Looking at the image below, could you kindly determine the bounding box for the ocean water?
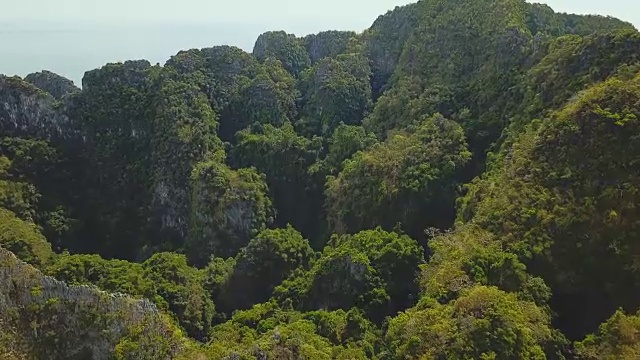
[0,20,334,87]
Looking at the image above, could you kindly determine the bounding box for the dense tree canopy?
[217,225,313,313]
[187,161,272,265]
[327,114,471,239]
[253,31,311,77]
[460,72,640,339]
[273,228,424,324]
[232,123,323,242]
[386,286,557,359]
[297,53,372,137]
[0,208,54,267]
[575,310,640,359]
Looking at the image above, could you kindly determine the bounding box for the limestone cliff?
[0,76,70,140]
[304,30,356,63]
[24,70,80,100]
[0,247,183,360]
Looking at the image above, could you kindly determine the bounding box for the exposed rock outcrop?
[0,247,182,360]
[304,30,356,63]
[186,161,272,266]
[362,3,420,97]
[0,76,70,139]
[24,70,79,100]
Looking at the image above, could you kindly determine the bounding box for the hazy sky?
[2,1,418,35]
[0,0,638,86]
[2,0,637,26]
[2,0,638,24]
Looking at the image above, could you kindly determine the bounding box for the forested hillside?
[2,0,640,358]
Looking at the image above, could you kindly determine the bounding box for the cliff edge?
[0,247,183,360]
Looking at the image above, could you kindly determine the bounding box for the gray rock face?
[304,30,356,63]
[24,70,79,99]
[182,159,273,266]
[0,75,71,139]
[364,3,420,97]
[0,247,178,360]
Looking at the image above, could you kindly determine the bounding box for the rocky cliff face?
[0,247,182,360]
[24,70,80,100]
[0,76,71,140]
[304,30,356,63]
[362,3,420,97]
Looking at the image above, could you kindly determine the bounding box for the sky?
[0,0,638,86]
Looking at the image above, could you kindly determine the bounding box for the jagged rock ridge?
[0,247,181,360]
[24,70,79,100]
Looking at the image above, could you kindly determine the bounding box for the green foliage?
[302,308,380,354]
[0,75,47,97]
[330,228,425,313]
[218,225,313,313]
[46,253,150,296]
[187,161,272,265]
[460,73,640,338]
[0,247,181,360]
[275,228,423,323]
[507,29,640,135]
[47,251,213,341]
[149,74,224,252]
[164,45,298,144]
[525,3,635,37]
[232,123,323,242]
[0,137,61,182]
[206,319,362,359]
[421,225,552,307]
[365,0,533,160]
[311,124,378,176]
[114,314,182,360]
[0,76,62,140]
[0,137,75,247]
[253,31,311,76]
[0,208,54,267]
[252,320,342,359]
[363,80,457,139]
[0,316,29,360]
[221,58,298,141]
[327,114,471,239]
[165,45,259,112]
[575,309,640,359]
[275,244,388,323]
[0,156,39,221]
[297,53,372,137]
[186,302,378,359]
[386,286,554,360]
[203,256,236,306]
[142,252,215,340]
[64,60,158,258]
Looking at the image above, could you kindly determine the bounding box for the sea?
[0,20,335,87]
